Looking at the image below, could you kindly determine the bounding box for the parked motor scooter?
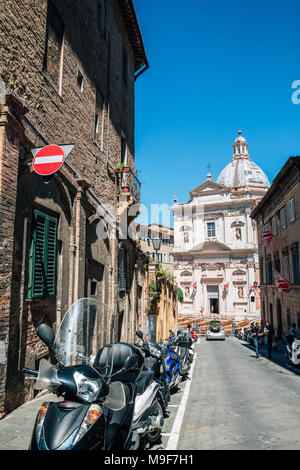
[23,298,157,450]
[286,333,300,366]
[135,330,170,411]
[164,333,181,391]
[175,330,194,377]
[191,329,198,342]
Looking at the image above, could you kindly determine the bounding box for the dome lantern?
[232,129,249,160]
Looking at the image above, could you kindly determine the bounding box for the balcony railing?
[117,167,141,203]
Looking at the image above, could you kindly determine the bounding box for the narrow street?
[157,337,300,450]
[1,337,300,450]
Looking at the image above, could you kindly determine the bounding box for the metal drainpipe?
[68,225,75,307]
[74,186,83,302]
[0,102,7,195]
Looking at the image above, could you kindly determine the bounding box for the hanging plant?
[177,287,184,303]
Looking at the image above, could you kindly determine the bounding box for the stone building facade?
[171,131,270,321]
[251,157,300,340]
[137,223,174,273]
[0,0,148,417]
[146,264,178,343]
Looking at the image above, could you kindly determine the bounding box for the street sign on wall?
[31,144,74,176]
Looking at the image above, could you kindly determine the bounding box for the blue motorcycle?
[164,333,181,391]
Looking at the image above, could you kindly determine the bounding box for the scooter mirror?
[36,324,55,353]
[136,330,144,340]
[124,355,139,371]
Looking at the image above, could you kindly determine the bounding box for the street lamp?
[151,234,161,292]
[152,236,161,252]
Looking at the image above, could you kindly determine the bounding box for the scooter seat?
[136,370,154,395]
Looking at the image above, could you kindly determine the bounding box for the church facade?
[171,131,270,321]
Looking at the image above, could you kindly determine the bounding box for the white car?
[206,321,225,341]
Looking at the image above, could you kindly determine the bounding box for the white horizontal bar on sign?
[35,155,64,164]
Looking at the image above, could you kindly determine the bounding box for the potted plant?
[116,163,130,192]
[115,163,125,172]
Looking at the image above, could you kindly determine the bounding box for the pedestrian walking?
[251,322,264,358]
[289,323,297,337]
[263,323,268,346]
[265,321,275,358]
[286,323,297,349]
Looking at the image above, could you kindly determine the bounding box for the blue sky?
[133,0,300,226]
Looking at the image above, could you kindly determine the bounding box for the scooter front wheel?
[179,362,190,376]
[146,400,164,445]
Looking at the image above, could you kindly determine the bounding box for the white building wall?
[173,195,262,321]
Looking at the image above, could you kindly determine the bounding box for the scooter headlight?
[73,371,102,403]
[72,404,102,447]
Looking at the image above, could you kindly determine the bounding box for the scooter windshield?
[53,298,110,367]
[34,358,61,392]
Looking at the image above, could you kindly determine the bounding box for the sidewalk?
[0,392,59,450]
[242,338,300,375]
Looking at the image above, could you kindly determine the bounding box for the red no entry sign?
[31,144,74,178]
[32,144,65,176]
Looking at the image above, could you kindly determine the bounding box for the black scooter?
[135,330,170,412]
[175,330,193,377]
[23,298,145,450]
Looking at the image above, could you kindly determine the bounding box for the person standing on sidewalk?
[263,323,268,346]
[251,322,264,358]
[289,323,297,337]
[265,321,275,359]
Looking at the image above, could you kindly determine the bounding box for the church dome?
[217,130,270,189]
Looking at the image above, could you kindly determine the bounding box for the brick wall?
[0,0,147,417]
[0,0,136,205]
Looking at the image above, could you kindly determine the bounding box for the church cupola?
[217,130,270,188]
[232,129,250,160]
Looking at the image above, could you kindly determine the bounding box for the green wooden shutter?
[28,210,58,299]
[45,216,57,296]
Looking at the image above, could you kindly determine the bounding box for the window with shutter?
[43,0,65,95]
[28,210,58,299]
[292,246,300,284]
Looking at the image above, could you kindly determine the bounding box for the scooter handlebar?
[22,367,38,377]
